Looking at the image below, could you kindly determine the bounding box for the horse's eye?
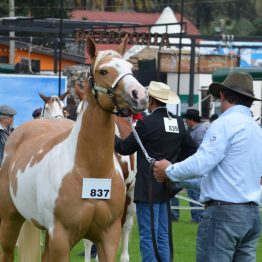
[99,69,107,76]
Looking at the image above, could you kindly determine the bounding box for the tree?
[15,0,67,18]
[0,0,9,17]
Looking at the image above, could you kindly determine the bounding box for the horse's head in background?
[84,35,148,117]
[39,91,69,119]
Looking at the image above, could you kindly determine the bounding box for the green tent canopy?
[212,67,262,83]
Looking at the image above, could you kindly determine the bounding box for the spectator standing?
[64,96,77,121]
[153,72,262,262]
[209,113,218,123]
[32,107,42,119]
[0,105,16,166]
[182,108,207,223]
[115,81,196,262]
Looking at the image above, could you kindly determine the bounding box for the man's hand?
[153,159,171,183]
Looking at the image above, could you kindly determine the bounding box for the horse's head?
[85,35,148,116]
[39,91,69,119]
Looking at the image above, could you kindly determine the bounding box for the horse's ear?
[86,35,97,60]
[39,93,48,103]
[75,83,84,101]
[60,90,69,101]
[116,34,129,56]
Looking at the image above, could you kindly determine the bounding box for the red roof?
[71,10,200,64]
[71,10,159,25]
[71,10,199,35]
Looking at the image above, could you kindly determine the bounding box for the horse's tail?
[17,221,41,262]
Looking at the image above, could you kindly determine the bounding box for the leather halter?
[87,68,134,117]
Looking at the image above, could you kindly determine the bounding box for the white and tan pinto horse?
[83,116,137,262]
[75,83,137,262]
[0,35,148,262]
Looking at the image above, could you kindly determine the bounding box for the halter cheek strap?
[93,72,134,97]
[88,70,134,116]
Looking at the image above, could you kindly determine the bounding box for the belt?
[204,200,258,208]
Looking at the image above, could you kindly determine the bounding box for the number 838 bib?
[163,117,180,133]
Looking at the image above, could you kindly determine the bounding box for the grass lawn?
[69,196,262,261]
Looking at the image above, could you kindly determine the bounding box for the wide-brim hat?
[148,81,180,105]
[182,108,201,121]
[209,71,261,101]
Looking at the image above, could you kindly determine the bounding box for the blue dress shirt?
[166,105,262,204]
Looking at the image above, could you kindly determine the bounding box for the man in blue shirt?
[153,72,262,262]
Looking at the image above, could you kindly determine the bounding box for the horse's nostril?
[132,89,138,100]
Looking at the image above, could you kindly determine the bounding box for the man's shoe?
[91,245,97,258]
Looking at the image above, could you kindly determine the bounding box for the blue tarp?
[0,74,67,127]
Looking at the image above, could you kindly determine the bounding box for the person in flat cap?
[32,107,42,119]
[209,113,218,123]
[114,81,197,261]
[0,104,17,166]
[181,108,208,223]
[153,72,262,261]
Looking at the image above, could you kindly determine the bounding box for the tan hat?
[209,72,261,101]
[148,81,180,105]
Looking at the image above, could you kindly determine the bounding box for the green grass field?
[68,197,262,262]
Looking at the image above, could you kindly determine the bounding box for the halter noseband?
[88,68,134,117]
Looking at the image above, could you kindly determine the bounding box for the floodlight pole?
[9,0,15,64]
[176,0,184,113]
[58,0,63,96]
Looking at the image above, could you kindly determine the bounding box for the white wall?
[252,81,262,122]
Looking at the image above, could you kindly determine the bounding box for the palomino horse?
[0,35,148,262]
[75,83,137,262]
[39,91,69,119]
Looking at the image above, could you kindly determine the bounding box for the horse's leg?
[17,221,41,262]
[96,220,122,262]
[0,218,24,262]
[47,223,70,262]
[120,212,134,262]
[42,231,49,262]
[83,239,93,262]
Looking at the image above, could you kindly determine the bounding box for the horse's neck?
[74,101,115,175]
[115,116,132,139]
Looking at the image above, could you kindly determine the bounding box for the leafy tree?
[15,0,67,18]
[0,1,9,17]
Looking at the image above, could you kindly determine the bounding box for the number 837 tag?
[82,178,111,200]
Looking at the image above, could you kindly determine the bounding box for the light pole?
[9,0,15,64]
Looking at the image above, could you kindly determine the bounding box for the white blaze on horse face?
[9,120,83,235]
[42,96,65,119]
[96,53,148,112]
